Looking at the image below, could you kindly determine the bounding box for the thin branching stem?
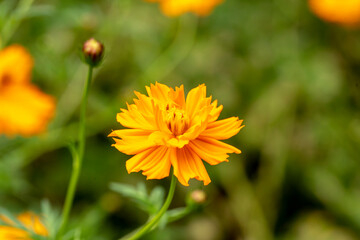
[125,174,177,240]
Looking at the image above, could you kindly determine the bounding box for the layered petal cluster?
[0,45,55,136]
[308,0,360,25]
[0,212,48,240]
[145,0,223,17]
[109,83,244,186]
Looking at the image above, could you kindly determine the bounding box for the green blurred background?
[1,0,360,239]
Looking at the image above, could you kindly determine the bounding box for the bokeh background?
[1,0,360,239]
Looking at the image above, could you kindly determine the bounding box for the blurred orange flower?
[0,212,48,239]
[109,83,244,186]
[145,0,223,17]
[0,45,55,136]
[308,0,360,25]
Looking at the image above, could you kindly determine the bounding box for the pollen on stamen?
[165,107,189,136]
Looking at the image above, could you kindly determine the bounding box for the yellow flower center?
[165,105,189,136]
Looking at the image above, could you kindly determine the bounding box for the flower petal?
[154,103,172,134]
[170,146,211,186]
[146,82,171,104]
[184,146,211,185]
[112,135,155,155]
[108,129,153,138]
[189,137,241,165]
[116,104,157,131]
[158,0,223,17]
[169,85,186,108]
[0,45,33,85]
[0,84,55,136]
[133,91,155,116]
[126,146,171,180]
[17,212,48,236]
[0,226,28,239]
[166,137,189,148]
[208,99,223,123]
[200,117,244,140]
[182,104,212,141]
[142,147,172,179]
[185,84,208,120]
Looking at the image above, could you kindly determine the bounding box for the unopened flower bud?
[82,38,104,67]
[189,190,206,204]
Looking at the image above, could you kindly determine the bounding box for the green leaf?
[41,199,61,240]
[149,186,165,212]
[110,182,165,215]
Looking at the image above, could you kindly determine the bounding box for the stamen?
[165,105,189,136]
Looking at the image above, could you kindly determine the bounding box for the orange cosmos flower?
[0,45,55,136]
[308,0,360,25]
[109,83,244,186]
[0,212,48,239]
[145,0,223,17]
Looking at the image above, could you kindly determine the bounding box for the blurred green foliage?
[1,0,360,239]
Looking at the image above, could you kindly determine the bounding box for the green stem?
[57,66,93,238]
[126,174,177,240]
[78,66,93,160]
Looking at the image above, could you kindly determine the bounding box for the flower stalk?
[57,38,103,238]
[126,174,177,240]
[57,65,93,238]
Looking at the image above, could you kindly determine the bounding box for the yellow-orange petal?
[200,117,244,140]
[0,226,29,239]
[179,104,212,141]
[170,146,211,186]
[17,212,48,236]
[126,146,171,179]
[158,0,223,17]
[146,82,172,104]
[109,129,153,138]
[0,212,48,239]
[208,100,223,123]
[116,106,157,131]
[309,0,360,25]
[0,45,33,86]
[189,137,240,165]
[169,85,186,109]
[0,84,55,136]
[133,91,155,116]
[199,136,241,154]
[185,84,207,120]
[142,147,172,179]
[110,129,160,154]
[153,104,173,134]
[112,137,155,155]
[166,137,189,148]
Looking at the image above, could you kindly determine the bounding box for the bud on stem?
[82,38,104,67]
[189,190,206,205]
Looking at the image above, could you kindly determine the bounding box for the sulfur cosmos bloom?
[0,45,55,137]
[308,0,360,25]
[0,212,48,239]
[109,83,244,186]
[145,0,223,17]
